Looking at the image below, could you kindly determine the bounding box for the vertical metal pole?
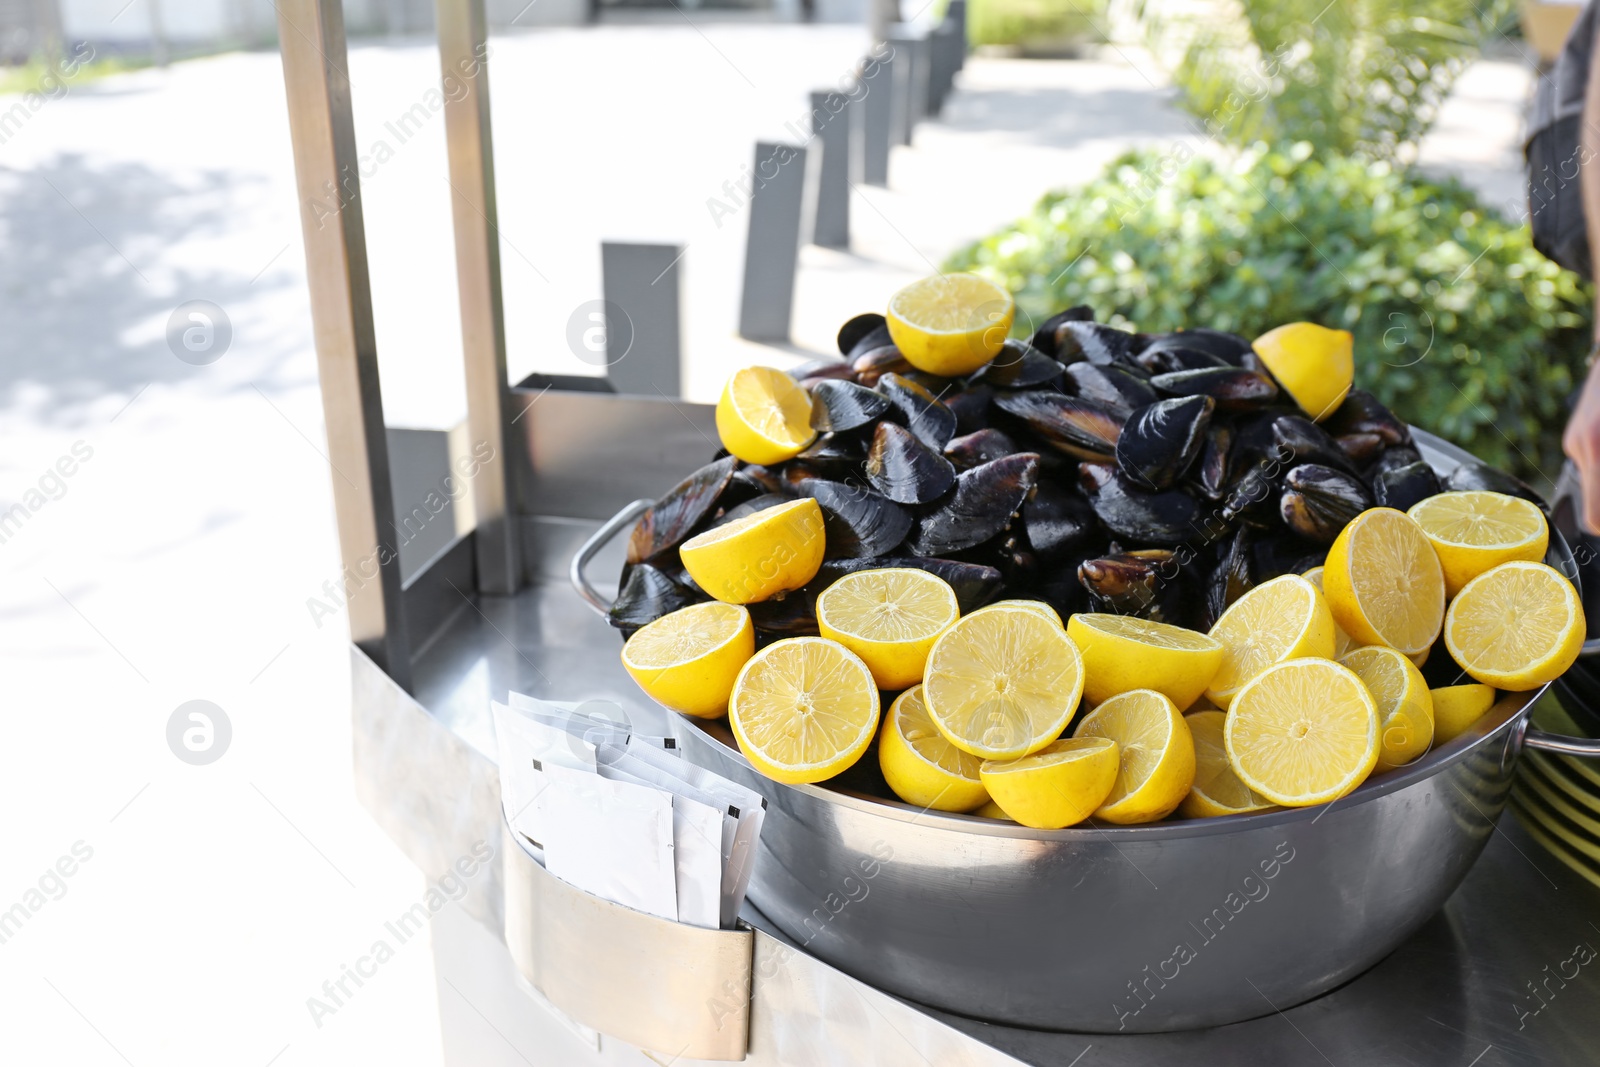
[888,28,916,147]
[601,242,683,398]
[737,142,808,342]
[275,0,412,689]
[435,0,523,596]
[810,90,850,249]
[859,51,892,187]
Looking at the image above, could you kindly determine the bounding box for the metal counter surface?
[398,517,1600,1067]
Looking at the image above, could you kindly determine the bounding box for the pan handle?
[1524,729,1600,757]
[570,498,654,618]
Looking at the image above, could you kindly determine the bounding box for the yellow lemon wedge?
[979,737,1120,829]
[1072,689,1196,824]
[1251,321,1354,421]
[1443,561,1585,691]
[621,602,755,718]
[1225,658,1381,807]
[878,686,989,812]
[1431,683,1498,743]
[1407,490,1551,597]
[1067,613,1224,709]
[1205,574,1335,709]
[1339,645,1434,771]
[817,568,960,689]
[679,497,825,605]
[968,599,1063,627]
[1302,565,1357,658]
[1179,710,1275,818]
[922,606,1085,760]
[971,798,1014,821]
[715,366,817,465]
[1322,507,1445,657]
[728,637,880,785]
[886,273,1015,376]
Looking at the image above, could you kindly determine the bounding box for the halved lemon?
[1302,566,1357,658]
[1442,561,1585,691]
[971,798,1013,821]
[1179,710,1274,818]
[878,686,988,812]
[968,599,1062,627]
[1407,490,1550,597]
[1205,574,1335,709]
[922,606,1085,760]
[817,568,960,689]
[1068,613,1224,709]
[886,273,1014,376]
[979,737,1120,829]
[1432,683,1498,743]
[1251,321,1353,422]
[715,366,817,465]
[1322,508,1445,657]
[1225,659,1380,807]
[621,602,755,718]
[1339,645,1434,771]
[728,637,880,785]
[1072,689,1196,824]
[679,497,825,605]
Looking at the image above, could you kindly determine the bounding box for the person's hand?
[1564,356,1600,533]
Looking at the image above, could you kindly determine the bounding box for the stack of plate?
[1510,660,1600,891]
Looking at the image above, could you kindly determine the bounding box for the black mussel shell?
[1030,306,1095,356]
[749,591,820,637]
[795,435,864,477]
[994,390,1124,460]
[1371,461,1442,513]
[1022,481,1098,562]
[610,563,702,631]
[729,464,790,499]
[866,421,957,504]
[852,345,912,387]
[1055,320,1141,366]
[1151,367,1279,411]
[1446,461,1545,506]
[945,385,993,434]
[1064,362,1158,414]
[898,370,960,395]
[1325,389,1411,446]
[797,478,912,559]
[1221,457,1281,528]
[1367,446,1424,478]
[1141,328,1254,366]
[817,556,1004,614]
[1206,528,1255,627]
[1079,462,1204,545]
[706,492,789,531]
[1115,396,1215,492]
[809,378,890,433]
[908,453,1040,557]
[1279,464,1372,543]
[626,455,738,564]
[1193,423,1233,501]
[1251,533,1321,583]
[879,372,958,450]
[1335,432,1386,466]
[838,312,889,358]
[1078,549,1191,624]
[945,428,1019,471]
[1272,415,1357,474]
[973,339,1065,390]
[788,356,853,382]
[1135,346,1228,376]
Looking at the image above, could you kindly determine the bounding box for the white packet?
[597,750,725,929]
[539,763,677,922]
[508,693,674,751]
[492,701,597,849]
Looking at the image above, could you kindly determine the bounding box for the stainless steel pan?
[572,429,1600,1034]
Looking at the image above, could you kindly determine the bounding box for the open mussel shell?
[787,356,853,383]
[838,312,889,358]
[1279,464,1372,543]
[1079,462,1204,546]
[1022,480,1098,562]
[626,455,738,564]
[945,428,1019,471]
[1446,461,1545,506]
[1115,396,1215,492]
[610,563,703,631]
[878,372,958,450]
[1055,320,1142,366]
[1029,305,1095,356]
[993,389,1124,460]
[907,453,1041,557]
[797,478,913,559]
[1141,328,1254,366]
[972,339,1065,390]
[1151,367,1279,411]
[1134,345,1228,376]
[1325,389,1411,446]
[1369,461,1440,512]
[809,379,890,433]
[1064,362,1158,414]
[866,421,957,504]
[817,556,1004,614]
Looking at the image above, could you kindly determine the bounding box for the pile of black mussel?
[612,306,1542,640]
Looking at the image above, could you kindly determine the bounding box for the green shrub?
[968,0,1107,48]
[945,143,1591,483]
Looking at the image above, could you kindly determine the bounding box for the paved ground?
[0,25,1533,1067]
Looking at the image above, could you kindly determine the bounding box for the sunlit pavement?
[0,25,1529,1066]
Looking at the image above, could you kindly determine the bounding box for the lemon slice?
[728,637,880,785]
[923,606,1085,760]
[1179,710,1275,818]
[1407,491,1550,597]
[968,599,1063,627]
[1205,574,1335,709]
[679,497,825,605]
[1432,683,1498,743]
[1251,321,1353,422]
[817,568,960,689]
[1225,659,1380,807]
[1339,645,1434,771]
[1322,507,1445,657]
[971,798,1013,821]
[979,737,1120,829]
[1071,689,1195,824]
[1443,561,1585,691]
[886,273,1015,376]
[622,602,755,718]
[1302,566,1357,658]
[715,366,817,465]
[878,686,988,812]
[1067,613,1224,709]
